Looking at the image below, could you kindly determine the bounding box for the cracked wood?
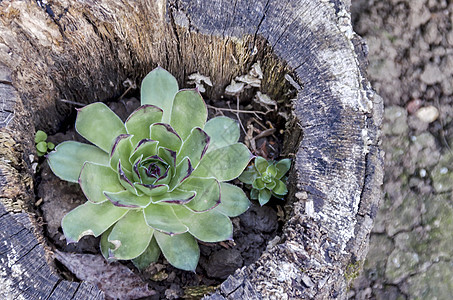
[0,0,382,299]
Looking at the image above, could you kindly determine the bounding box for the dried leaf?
[187,72,213,93]
[236,74,261,87]
[54,250,156,300]
[254,92,277,107]
[225,80,245,95]
[250,62,263,79]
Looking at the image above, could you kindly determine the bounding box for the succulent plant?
[47,67,252,271]
[238,156,291,206]
[35,130,55,157]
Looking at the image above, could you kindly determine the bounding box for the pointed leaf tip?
[177,127,210,168]
[141,67,179,122]
[169,89,207,140]
[125,105,163,145]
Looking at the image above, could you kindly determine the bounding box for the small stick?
[253,128,276,140]
[252,117,279,140]
[206,105,265,115]
[59,99,86,107]
[118,85,133,101]
[252,117,267,130]
[236,95,247,135]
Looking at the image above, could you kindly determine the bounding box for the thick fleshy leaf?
[276,158,291,179]
[117,160,141,195]
[62,201,128,243]
[261,174,273,183]
[150,189,195,204]
[265,164,278,177]
[108,210,154,260]
[132,237,161,270]
[255,156,269,174]
[136,156,168,185]
[141,67,179,123]
[104,190,151,208]
[131,155,146,183]
[154,231,199,272]
[250,188,259,200]
[75,102,126,152]
[110,134,133,171]
[47,141,109,183]
[125,105,163,145]
[153,166,172,186]
[135,183,169,196]
[36,141,47,152]
[170,157,193,190]
[191,143,252,181]
[238,169,257,185]
[143,204,187,234]
[265,180,277,190]
[150,123,182,152]
[79,162,125,203]
[173,206,233,242]
[100,226,114,260]
[35,130,48,143]
[169,89,207,140]
[158,147,177,171]
[252,178,265,190]
[177,127,210,167]
[258,189,272,206]
[215,183,251,217]
[130,140,159,165]
[203,116,240,153]
[273,179,288,195]
[179,178,220,212]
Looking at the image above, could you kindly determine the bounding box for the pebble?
[415,105,439,123]
[419,169,427,177]
[420,64,442,85]
[406,99,422,114]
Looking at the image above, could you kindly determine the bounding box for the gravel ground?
[350,1,453,299]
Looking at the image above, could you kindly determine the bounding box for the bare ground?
[350,1,453,299]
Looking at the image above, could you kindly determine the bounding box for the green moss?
[183,285,219,299]
[345,261,362,287]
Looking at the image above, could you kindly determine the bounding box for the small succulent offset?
[47,67,252,271]
[238,157,291,206]
[35,130,55,157]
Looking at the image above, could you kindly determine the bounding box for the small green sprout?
[239,156,291,206]
[47,67,252,271]
[35,130,55,157]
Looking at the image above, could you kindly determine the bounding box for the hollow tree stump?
[0,0,383,299]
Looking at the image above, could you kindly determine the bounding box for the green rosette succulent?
[47,67,252,271]
[239,156,291,206]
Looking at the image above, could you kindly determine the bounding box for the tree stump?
[0,0,383,299]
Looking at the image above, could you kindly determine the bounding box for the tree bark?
[0,0,383,299]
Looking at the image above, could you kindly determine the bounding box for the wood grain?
[0,0,382,299]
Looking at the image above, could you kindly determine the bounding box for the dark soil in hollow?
[34,86,293,299]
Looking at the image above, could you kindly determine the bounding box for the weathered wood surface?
[0,0,383,299]
[0,201,104,299]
